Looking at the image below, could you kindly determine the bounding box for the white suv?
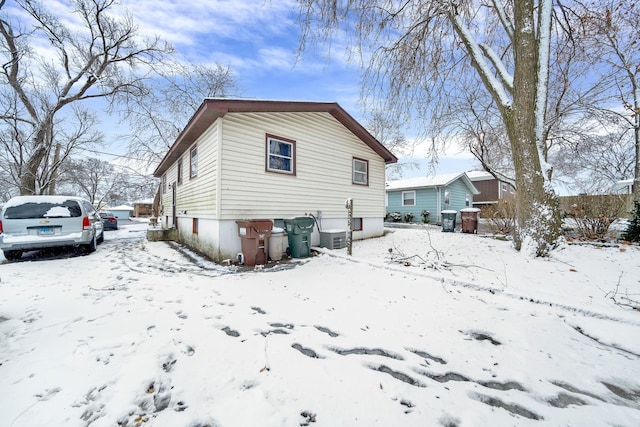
[0,195,104,260]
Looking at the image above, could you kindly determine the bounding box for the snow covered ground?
[1,219,639,426]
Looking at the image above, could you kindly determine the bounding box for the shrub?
[387,212,402,222]
[421,209,430,224]
[565,195,626,240]
[622,201,640,242]
[481,199,515,235]
[404,212,414,223]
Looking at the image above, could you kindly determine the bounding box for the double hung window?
[353,158,368,185]
[266,135,295,174]
[402,191,416,206]
[190,146,198,178]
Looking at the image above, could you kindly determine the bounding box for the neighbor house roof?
[153,98,398,176]
[386,172,480,194]
[133,198,154,205]
[465,170,494,181]
[109,205,134,211]
[466,170,516,187]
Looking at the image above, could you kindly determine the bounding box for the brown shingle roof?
[153,98,398,176]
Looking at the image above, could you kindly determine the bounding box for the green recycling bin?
[441,210,457,232]
[284,217,315,258]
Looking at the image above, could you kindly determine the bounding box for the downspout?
[436,187,442,223]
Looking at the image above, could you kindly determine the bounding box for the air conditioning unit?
[320,230,346,249]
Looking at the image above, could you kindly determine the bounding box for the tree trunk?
[18,118,53,195]
[47,143,62,195]
[19,146,46,195]
[508,0,561,255]
[634,101,640,204]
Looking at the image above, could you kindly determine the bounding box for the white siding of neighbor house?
[218,112,386,220]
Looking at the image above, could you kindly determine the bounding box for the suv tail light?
[82,216,91,230]
[0,220,3,233]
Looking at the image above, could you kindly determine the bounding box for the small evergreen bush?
[421,210,430,224]
[388,212,402,222]
[622,201,640,242]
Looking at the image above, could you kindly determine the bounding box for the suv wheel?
[3,250,23,260]
[85,234,97,253]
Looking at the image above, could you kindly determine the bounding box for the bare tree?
[0,100,103,197]
[0,0,172,195]
[123,62,240,171]
[298,0,566,255]
[579,1,640,202]
[558,114,636,194]
[365,109,418,179]
[59,158,156,208]
[59,157,122,207]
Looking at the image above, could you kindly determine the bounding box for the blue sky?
[114,0,478,177]
[122,0,360,106]
[13,0,477,177]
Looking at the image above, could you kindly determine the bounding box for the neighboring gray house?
[466,170,516,207]
[153,98,398,262]
[386,173,479,223]
[108,205,134,220]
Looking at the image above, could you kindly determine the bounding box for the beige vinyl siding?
[160,165,176,216]
[219,112,386,219]
[162,122,219,219]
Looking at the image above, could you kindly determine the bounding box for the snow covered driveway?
[1,221,639,426]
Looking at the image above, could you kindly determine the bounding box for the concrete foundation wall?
[151,216,384,263]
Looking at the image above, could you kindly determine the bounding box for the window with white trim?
[352,158,368,185]
[402,191,416,206]
[266,135,295,174]
[190,146,198,178]
[177,157,183,185]
[161,175,167,194]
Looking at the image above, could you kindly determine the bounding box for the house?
[386,173,479,224]
[133,199,154,217]
[612,178,634,194]
[152,98,398,262]
[466,170,515,207]
[108,205,135,220]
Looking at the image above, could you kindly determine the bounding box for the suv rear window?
[4,200,82,219]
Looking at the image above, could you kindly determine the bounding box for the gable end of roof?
[153,99,398,176]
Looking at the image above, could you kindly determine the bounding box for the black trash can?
[441,210,457,232]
